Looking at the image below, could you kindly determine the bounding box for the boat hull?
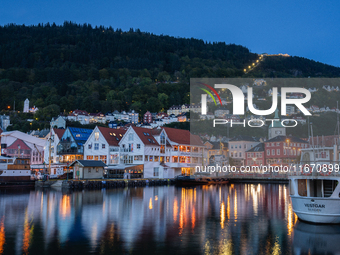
[291,196,340,224]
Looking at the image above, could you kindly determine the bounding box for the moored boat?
[289,145,340,224]
[0,157,34,186]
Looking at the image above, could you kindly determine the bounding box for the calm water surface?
[0,184,339,255]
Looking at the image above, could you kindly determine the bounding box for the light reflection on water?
[0,183,336,254]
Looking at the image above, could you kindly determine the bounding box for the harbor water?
[0,184,339,254]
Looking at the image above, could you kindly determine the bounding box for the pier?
[35,178,176,189]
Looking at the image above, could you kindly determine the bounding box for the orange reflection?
[227,195,230,220]
[149,198,153,210]
[234,190,237,222]
[191,207,196,230]
[0,217,4,254]
[60,195,71,219]
[287,203,293,237]
[22,210,33,255]
[179,189,185,235]
[173,198,178,223]
[220,201,225,229]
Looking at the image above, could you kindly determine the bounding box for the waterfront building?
[204,141,228,165]
[84,126,126,168]
[44,128,65,164]
[119,126,165,178]
[0,130,45,166]
[56,127,92,163]
[70,160,106,179]
[245,143,265,166]
[264,136,308,165]
[160,127,204,176]
[228,135,260,166]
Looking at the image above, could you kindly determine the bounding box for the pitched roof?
[230,135,260,142]
[131,126,159,146]
[1,130,45,147]
[70,160,107,167]
[247,143,265,152]
[210,142,228,150]
[162,127,203,146]
[98,126,126,146]
[265,135,308,143]
[53,128,65,139]
[68,127,93,143]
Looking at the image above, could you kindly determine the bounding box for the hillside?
[0,22,340,117]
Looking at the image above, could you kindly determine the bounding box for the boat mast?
[48,125,52,175]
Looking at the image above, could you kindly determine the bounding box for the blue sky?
[1,0,339,67]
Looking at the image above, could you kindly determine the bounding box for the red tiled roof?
[162,127,203,146]
[53,128,65,139]
[98,126,126,146]
[132,126,159,146]
[73,110,89,115]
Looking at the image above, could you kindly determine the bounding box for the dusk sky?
[1,0,339,67]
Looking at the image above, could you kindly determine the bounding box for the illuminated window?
[95,132,99,140]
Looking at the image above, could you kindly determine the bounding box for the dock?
[35,178,176,189]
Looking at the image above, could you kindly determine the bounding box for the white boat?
[0,156,33,182]
[289,144,340,223]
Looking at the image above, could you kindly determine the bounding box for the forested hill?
[0,22,340,116]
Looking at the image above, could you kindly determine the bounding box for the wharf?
[36,178,176,189]
[0,181,35,188]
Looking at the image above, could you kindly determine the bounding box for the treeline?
[1,22,340,119]
[0,22,257,115]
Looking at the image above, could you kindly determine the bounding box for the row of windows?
[88,143,106,150]
[230,152,242,158]
[230,144,253,149]
[86,155,107,164]
[266,142,307,148]
[266,149,301,156]
[247,160,263,165]
[247,152,263,158]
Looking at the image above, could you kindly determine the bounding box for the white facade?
[228,138,260,165]
[84,126,122,166]
[44,129,62,164]
[119,127,170,178]
[50,116,66,129]
[1,130,45,165]
[23,98,29,113]
[128,110,139,124]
